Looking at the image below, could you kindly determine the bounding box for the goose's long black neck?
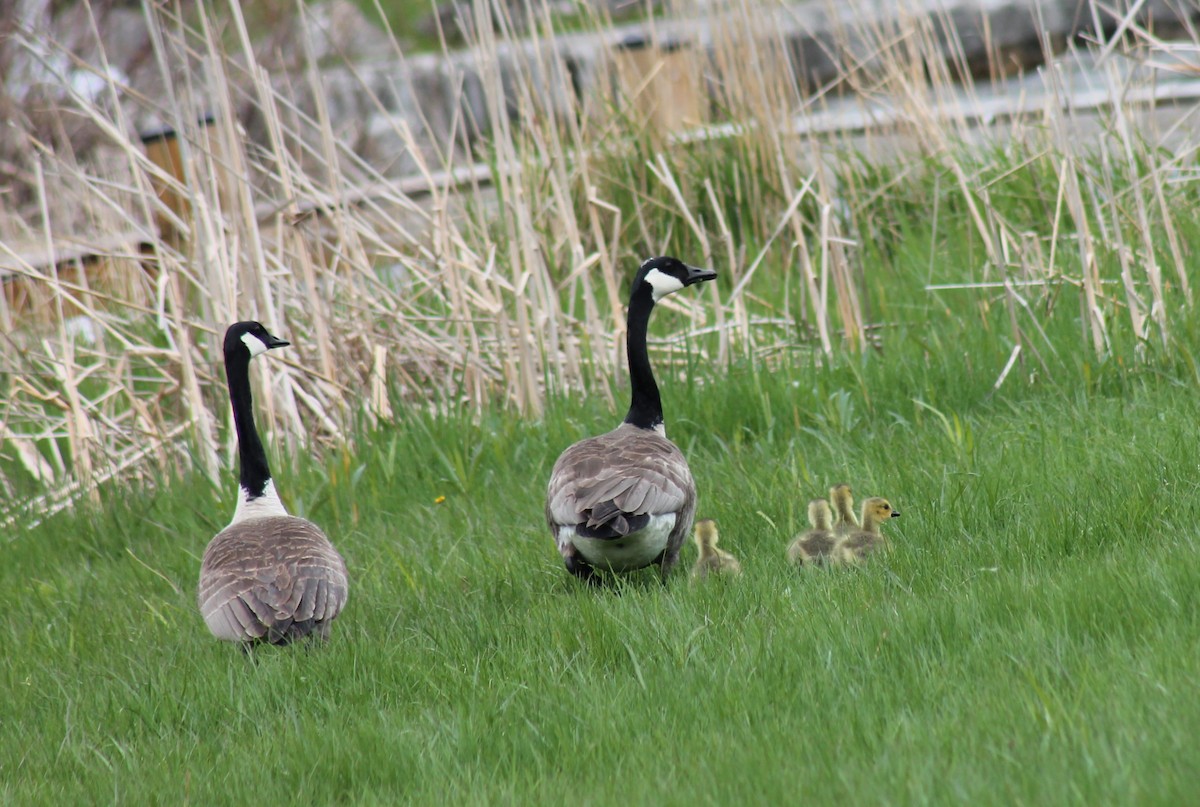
[623,285,663,430]
[226,353,272,499]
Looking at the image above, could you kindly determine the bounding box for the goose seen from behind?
[545,257,717,583]
[198,321,349,645]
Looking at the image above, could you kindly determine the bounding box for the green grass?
[5,328,1200,802]
[6,89,1200,802]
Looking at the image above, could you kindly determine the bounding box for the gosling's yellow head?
[860,497,901,528]
[830,483,855,509]
[807,498,832,531]
[693,518,719,550]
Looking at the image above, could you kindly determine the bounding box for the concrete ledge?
[272,0,1194,179]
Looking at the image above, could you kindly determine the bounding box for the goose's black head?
[634,256,717,302]
[224,321,290,362]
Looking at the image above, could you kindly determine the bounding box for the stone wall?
[1,0,1194,200]
[299,0,1193,181]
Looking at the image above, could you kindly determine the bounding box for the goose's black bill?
[684,265,717,285]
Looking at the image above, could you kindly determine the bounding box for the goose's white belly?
[565,514,677,572]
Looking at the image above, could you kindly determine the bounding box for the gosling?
[830,483,859,536]
[835,497,901,563]
[691,519,742,580]
[787,498,838,566]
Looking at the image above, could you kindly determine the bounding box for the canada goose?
[691,519,741,580]
[197,321,349,644]
[835,497,901,564]
[545,256,717,583]
[830,483,859,536]
[786,498,838,566]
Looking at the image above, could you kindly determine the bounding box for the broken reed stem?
[1105,60,1167,347]
[34,158,97,504]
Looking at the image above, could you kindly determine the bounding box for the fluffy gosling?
[829,483,859,536]
[691,519,742,580]
[787,498,839,566]
[835,497,901,564]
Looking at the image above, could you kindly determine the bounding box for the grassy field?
[5,303,1200,803]
[5,1,1200,803]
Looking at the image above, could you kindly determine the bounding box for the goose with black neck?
[545,257,717,583]
[197,321,349,645]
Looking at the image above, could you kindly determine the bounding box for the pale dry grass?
[1,0,1195,522]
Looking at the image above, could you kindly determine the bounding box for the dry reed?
[0,0,1195,523]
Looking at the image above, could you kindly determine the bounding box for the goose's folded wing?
[199,517,348,635]
[546,431,693,529]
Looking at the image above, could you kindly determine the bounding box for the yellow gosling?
[787,499,838,567]
[829,483,859,537]
[835,497,901,564]
[691,519,742,580]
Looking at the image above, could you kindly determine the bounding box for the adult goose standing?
[197,321,349,645]
[545,256,717,583]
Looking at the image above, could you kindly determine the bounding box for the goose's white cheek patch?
[241,332,270,357]
[645,268,685,301]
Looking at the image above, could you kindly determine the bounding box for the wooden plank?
[0,229,149,278]
[251,162,498,222]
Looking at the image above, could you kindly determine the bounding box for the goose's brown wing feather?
[546,424,694,532]
[198,516,349,643]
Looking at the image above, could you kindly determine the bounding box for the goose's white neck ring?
[230,478,288,525]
